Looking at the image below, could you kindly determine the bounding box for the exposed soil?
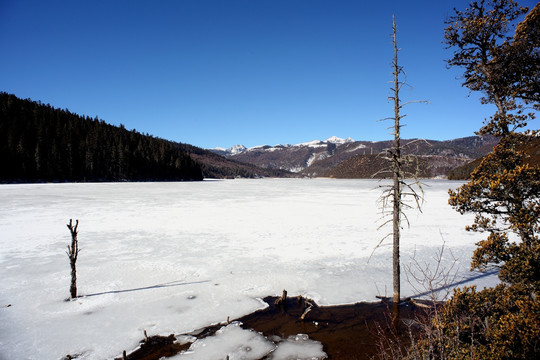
[116,295,425,360]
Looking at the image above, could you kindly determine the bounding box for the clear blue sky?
[1,0,537,149]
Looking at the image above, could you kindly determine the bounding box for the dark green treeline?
[0,92,204,182]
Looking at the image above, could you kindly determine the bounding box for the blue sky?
[1,0,537,149]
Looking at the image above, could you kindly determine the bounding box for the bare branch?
[368,232,393,263]
[401,100,430,107]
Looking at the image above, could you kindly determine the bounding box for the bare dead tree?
[390,16,403,322]
[66,219,80,299]
[374,16,426,324]
[374,239,460,360]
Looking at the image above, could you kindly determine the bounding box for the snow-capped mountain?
[212,136,355,156]
[210,136,364,174]
[209,135,500,178]
[228,144,247,154]
[325,136,355,145]
[211,144,247,156]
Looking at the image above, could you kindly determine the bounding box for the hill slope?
[326,154,431,179]
[0,93,204,182]
[0,93,286,182]
[448,136,540,180]
[177,143,293,179]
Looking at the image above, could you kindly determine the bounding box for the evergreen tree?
[445,0,539,292]
[413,2,540,358]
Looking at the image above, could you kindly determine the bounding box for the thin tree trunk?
[66,219,79,299]
[392,15,401,324]
[478,61,509,136]
[70,258,77,298]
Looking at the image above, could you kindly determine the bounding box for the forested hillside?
[448,136,540,179]
[176,142,293,179]
[325,154,431,179]
[0,92,204,182]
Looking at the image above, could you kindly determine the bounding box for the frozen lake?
[0,179,499,359]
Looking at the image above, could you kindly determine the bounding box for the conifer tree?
[414,2,540,357]
[446,0,539,292]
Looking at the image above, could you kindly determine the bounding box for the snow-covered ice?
[267,334,327,360]
[171,322,326,360]
[0,178,499,359]
[174,322,276,360]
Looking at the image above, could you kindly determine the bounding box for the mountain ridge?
[209,135,500,178]
[212,136,356,156]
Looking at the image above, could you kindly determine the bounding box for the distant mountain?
[210,135,499,178]
[213,136,355,157]
[176,143,293,179]
[212,144,247,156]
[210,136,357,173]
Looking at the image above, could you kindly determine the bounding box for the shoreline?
[116,295,427,360]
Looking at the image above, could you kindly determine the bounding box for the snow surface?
[224,136,354,155]
[295,140,326,148]
[286,166,305,173]
[346,144,367,152]
[0,179,499,359]
[171,322,326,360]
[229,144,247,155]
[246,145,269,152]
[268,334,326,360]
[174,322,276,360]
[297,136,354,148]
[324,136,354,145]
[306,154,318,168]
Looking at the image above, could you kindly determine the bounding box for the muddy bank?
[117,295,424,360]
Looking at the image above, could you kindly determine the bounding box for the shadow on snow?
[411,268,499,299]
[82,279,211,297]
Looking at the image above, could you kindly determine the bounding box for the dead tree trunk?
[391,15,402,324]
[375,16,425,326]
[66,219,79,299]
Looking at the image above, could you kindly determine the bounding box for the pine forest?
[0,92,204,183]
